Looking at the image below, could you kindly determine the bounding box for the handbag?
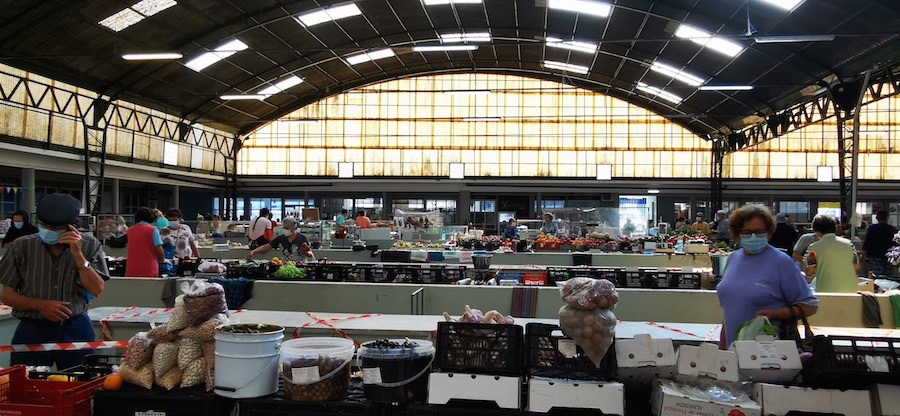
[779,304,815,352]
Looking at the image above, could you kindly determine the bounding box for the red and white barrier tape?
[644,321,705,340]
[292,312,382,346]
[0,340,128,353]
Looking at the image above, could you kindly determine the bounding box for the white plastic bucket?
[214,324,285,398]
[280,337,356,401]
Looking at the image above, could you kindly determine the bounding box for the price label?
[459,251,474,263]
[362,367,383,384]
[756,341,778,360]
[557,339,578,359]
[291,366,321,383]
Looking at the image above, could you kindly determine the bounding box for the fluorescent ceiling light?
[699,85,754,91]
[185,39,248,72]
[758,0,804,12]
[816,166,833,182]
[543,60,589,74]
[338,162,354,178]
[650,62,705,86]
[280,119,318,124]
[423,0,482,4]
[296,3,362,27]
[413,44,479,52]
[345,48,396,65]
[443,90,491,95]
[98,0,177,32]
[449,163,465,179]
[545,38,598,54]
[596,164,612,180]
[440,32,491,43]
[675,24,745,57]
[636,82,683,104]
[462,117,501,122]
[258,76,304,95]
[122,52,183,60]
[220,95,268,100]
[754,35,835,43]
[647,189,661,194]
[548,0,611,17]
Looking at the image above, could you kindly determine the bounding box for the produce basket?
[435,321,524,376]
[535,241,561,251]
[802,336,900,387]
[0,365,105,416]
[525,323,616,381]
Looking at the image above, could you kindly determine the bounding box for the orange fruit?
[103,373,123,391]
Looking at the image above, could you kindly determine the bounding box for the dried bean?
[178,338,203,370]
[120,363,154,389]
[125,332,153,369]
[153,342,179,379]
[181,357,206,388]
[282,355,349,401]
[156,366,182,390]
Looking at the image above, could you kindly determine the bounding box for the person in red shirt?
[125,207,164,277]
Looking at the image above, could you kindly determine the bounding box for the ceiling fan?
[744,5,835,44]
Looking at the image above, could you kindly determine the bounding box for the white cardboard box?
[676,342,740,383]
[427,372,521,409]
[731,336,802,383]
[527,377,624,415]
[751,382,873,416]
[616,334,677,384]
[873,384,900,416]
[652,378,761,416]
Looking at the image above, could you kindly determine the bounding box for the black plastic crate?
[239,384,374,416]
[178,258,201,276]
[525,323,616,381]
[382,250,412,263]
[436,321,524,376]
[370,265,392,283]
[106,259,127,277]
[28,354,122,381]
[345,264,373,282]
[595,268,625,286]
[668,272,701,289]
[388,265,420,283]
[443,265,468,283]
[418,265,445,283]
[568,267,595,279]
[572,253,592,266]
[620,271,643,288]
[639,269,666,288]
[308,263,347,281]
[93,385,235,416]
[802,336,900,387]
[546,267,570,283]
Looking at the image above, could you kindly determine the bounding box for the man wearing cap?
[0,193,109,368]
[771,212,800,253]
[691,212,710,234]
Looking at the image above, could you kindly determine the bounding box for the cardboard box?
[615,334,677,385]
[676,342,739,383]
[731,336,802,383]
[685,244,709,254]
[652,379,761,416]
[527,377,624,415]
[873,384,900,416]
[751,383,873,416]
[427,372,521,409]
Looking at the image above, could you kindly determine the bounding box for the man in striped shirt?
[0,193,110,369]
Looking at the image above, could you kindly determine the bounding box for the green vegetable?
[273,263,307,279]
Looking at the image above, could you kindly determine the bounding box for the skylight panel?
[413,45,479,52]
[440,32,491,43]
[423,0,482,4]
[636,82,683,104]
[675,24,745,57]
[185,39,248,72]
[543,60,589,74]
[650,62,705,86]
[346,48,396,65]
[548,0,611,18]
[296,3,362,27]
[545,38,598,54]
[258,76,304,95]
[98,0,176,32]
[758,0,804,12]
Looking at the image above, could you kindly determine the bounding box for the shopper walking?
[0,193,109,368]
[125,207,165,277]
[247,208,272,250]
[770,212,799,253]
[805,215,860,293]
[862,210,898,277]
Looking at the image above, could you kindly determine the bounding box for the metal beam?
[711,138,725,214]
[838,70,872,239]
[81,98,110,215]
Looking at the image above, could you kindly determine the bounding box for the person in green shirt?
[335,209,348,226]
[805,215,860,293]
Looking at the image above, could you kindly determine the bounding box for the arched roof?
[2,0,898,137]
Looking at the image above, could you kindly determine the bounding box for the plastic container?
[435,321,524,376]
[525,323,616,381]
[358,339,435,403]
[0,365,104,416]
[214,324,285,399]
[280,337,355,401]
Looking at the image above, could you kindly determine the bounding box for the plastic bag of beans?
[153,342,179,379]
[181,281,228,326]
[181,357,206,388]
[120,363,154,389]
[166,296,190,333]
[156,366,183,390]
[125,332,153,369]
[178,338,203,370]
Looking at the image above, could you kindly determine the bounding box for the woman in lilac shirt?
[716,205,818,348]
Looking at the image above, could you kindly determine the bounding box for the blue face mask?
[13,222,23,229]
[38,227,61,245]
[154,217,169,230]
[741,234,769,254]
